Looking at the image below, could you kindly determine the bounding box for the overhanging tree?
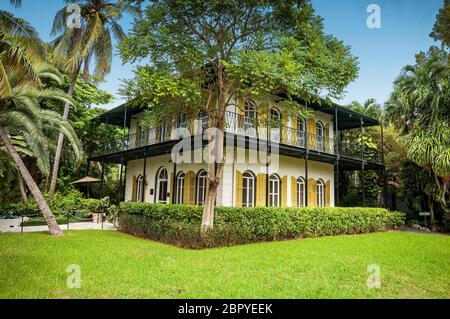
[120,0,358,231]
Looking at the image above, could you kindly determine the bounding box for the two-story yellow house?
[90,95,386,208]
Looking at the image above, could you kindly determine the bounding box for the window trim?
[196,170,208,206]
[269,174,281,207]
[242,171,256,207]
[155,167,169,204]
[175,172,185,204]
[136,174,144,202]
[296,177,306,207]
[316,179,325,208]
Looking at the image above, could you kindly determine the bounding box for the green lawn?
[0,230,449,299]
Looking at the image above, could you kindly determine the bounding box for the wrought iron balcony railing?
[94,111,381,164]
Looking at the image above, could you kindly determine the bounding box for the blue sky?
[3,0,443,109]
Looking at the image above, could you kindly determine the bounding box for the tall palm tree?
[1,11,79,236]
[48,0,140,196]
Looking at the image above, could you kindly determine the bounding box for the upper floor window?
[156,168,168,203]
[176,113,188,129]
[316,179,325,208]
[297,116,306,147]
[242,171,255,207]
[244,100,257,130]
[270,108,281,126]
[197,170,208,206]
[269,174,281,207]
[316,121,325,151]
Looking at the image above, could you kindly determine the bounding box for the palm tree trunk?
[0,127,64,236]
[48,78,77,196]
[17,172,27,202]
[428,195,437,232]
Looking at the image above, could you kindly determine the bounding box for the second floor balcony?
[94,111,383,164]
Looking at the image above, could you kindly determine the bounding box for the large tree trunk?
[17,172,27,202]
[428,195,437,232]
[48,78,77,196]
[201,63,227,233]
[0,127,64,236]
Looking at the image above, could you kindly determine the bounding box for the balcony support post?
[172,156,177,204]
[381,124,388,208]
[118,154,124,202]
[360,117,366,207]
[334,107,340,207]
[265,95,270,207]
[305,101,309,207]
[142,148,147,202]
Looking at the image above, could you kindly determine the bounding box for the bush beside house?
[117,203,405,248]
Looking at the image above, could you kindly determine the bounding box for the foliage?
[0,188,110,218]
[117,203,404,248]
[430,0,450,49]
[385,47,450,220]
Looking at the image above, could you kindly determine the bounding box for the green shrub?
[117,203,405,248]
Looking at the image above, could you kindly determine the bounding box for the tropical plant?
[385,47,450,230]
[48,0,139,196]
[0,10,80,236]
[119,0,359,232]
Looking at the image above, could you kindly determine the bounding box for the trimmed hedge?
[117,203,405,248]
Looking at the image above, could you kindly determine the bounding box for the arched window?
[136,174,144,202]
[316,121,325,151]
[316,179,325,208]
[156,168,168,203]
[175,172,185,204]
[242,171,256,207]
[296,177,306,207]
[269,174,281,207]
[270,108,282,142]
[197,170,208,206]
[297,116,306,147]
[244,100,257,135]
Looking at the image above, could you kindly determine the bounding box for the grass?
[0,230,449,299]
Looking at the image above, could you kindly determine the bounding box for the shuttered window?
[242,171,255,207]
[197,170,208,205]
[297,177,306,207]
[316,179,325,207]
[176,173,185,204]
[269,174,281,207]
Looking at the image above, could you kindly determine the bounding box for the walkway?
[0,218,117,233]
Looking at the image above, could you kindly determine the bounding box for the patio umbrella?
[71,176,101,198]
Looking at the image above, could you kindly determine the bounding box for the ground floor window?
[176,172,185,204]
[317,179,325,207]
[269,174,280,207]
[197,170,208,205]
[156,168,168,203]
[242,171,255,207]
[136,174,144,202]
[297,177,305,207]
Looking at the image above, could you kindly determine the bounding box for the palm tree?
[48,0,140,196]
[1,11,79,236]
[385,48,450,230]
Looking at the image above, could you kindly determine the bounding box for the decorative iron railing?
[95,111,381,164]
